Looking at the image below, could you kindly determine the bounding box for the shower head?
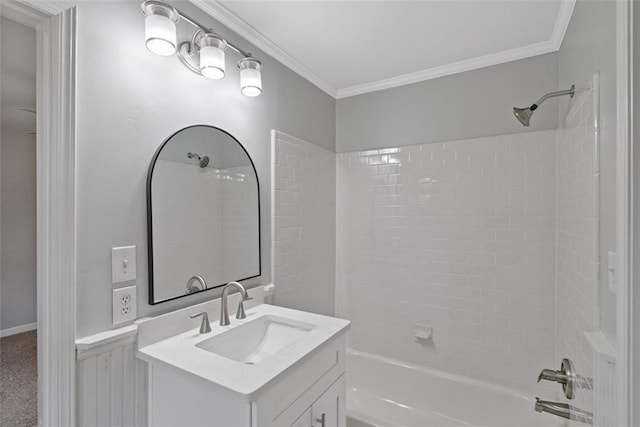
[513,85,575,127]
[187,152,210,168]
[513,107,534,127]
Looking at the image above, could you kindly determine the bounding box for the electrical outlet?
[113,285,137,325]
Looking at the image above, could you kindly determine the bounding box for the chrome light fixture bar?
[141,0,262,96]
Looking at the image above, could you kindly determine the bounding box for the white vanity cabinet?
[141,305,349,427]
[288,375,346,427]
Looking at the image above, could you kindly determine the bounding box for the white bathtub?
[346,350,566,427]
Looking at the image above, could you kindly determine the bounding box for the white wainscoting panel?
[75,286,267,426]
[76,325,140,426]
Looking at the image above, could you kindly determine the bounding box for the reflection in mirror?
[147,125,260,304]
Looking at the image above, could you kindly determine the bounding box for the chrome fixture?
[513,85,575,126]
[141,0,263,96]
[220,281,252,326]
[534,398,593,425]
[190,311,212,334]
[185,275,207,294]
[534,398,570,420]
[537,358,576,399]
[187,152,210,168]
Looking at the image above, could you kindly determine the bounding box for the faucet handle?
[236,296,252,320]
[190,312,212,334]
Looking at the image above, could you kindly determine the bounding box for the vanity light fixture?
[141,0,263,96]
[142,1,179,56]
[238,57,263,97]
[197,33,227,79]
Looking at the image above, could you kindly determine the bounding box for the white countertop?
[137,304,350,399]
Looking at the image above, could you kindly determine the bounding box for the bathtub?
[346,350,566,427]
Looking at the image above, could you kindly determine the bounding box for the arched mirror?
[147,125,260,304]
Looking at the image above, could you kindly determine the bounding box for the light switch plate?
[113,285,137,325]
[112,246,136,284]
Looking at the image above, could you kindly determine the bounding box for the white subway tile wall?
[556,78,600,420]
[272,132,336,316]
[336,130,558,391]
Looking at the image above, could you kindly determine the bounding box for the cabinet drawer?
[253,334,346,426]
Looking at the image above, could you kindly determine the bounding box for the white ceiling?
[194,0,576,98]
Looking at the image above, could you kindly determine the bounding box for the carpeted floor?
[0,330,37,427]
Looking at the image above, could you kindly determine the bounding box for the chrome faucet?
[220,281,252,326]
[185,275,207,294]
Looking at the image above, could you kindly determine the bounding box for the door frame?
[2,1,77,425]
[616,0,635,423]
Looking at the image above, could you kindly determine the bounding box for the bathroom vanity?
[137,302,349,427]
[141,126,349,426]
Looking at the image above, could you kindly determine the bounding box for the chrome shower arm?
[531,85,575,110]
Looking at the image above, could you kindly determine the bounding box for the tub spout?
[534,398,593,425]
[534,398,570,420]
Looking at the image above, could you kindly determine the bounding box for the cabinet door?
[311,375,346,427]
[290,407,311,427]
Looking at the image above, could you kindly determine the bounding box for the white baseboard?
[0,322,37,338]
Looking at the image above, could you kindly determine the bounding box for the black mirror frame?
[146,124,261,305]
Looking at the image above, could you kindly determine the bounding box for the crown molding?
[189,0,576,100]
[188,0,338,98]
[335,40,558,99]
[0,0,46,28]
[551,0,577,50]
[14,0,69,16]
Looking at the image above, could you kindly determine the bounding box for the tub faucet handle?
[537,358,576,399]
[537,368,567,384]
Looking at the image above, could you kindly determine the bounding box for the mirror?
[147,125,260,304]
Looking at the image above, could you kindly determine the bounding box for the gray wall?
[0,127,37,332]
[336,53,560,152]
[0,19,37,332]
[558,0,617,340]
[75,1,335,338]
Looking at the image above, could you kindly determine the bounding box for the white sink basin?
[137,304,350,397]
[196,315,315,364]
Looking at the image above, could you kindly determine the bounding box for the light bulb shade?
[141,1,179,56]
[238,58,262,97]
[196,33,227,80]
